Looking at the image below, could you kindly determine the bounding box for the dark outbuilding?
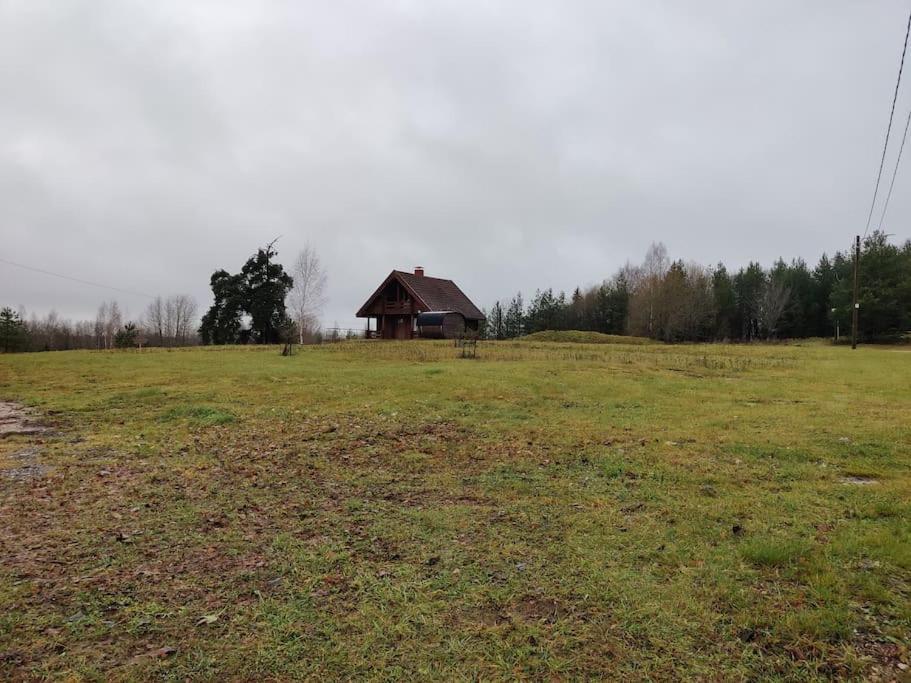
[416,311,467,339]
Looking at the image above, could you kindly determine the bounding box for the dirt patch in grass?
[512,595,567,624]
[0,401,49,438]
[452,597,575,628]
[1,447,50,481]
[1,402,53,481]
[453,604,510,628]
[840,475,879,486]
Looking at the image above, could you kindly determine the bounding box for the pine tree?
[711,265,736,339]
[114,322,139,349]
[0,307,28,353]
[504,293,524,338]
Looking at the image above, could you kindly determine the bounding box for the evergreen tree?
[553,291,568,330]
[504,293,524,338]
[733,263,766,340]
[607,275,630,334]
[0,307,28,353]
[591,283,612,333]
[242,244,294,344]
[199,270,245,345]
[477,308,489,339]
[199,242,294,345]
[570,287,585,330]
[811,254,837,337]
[711,264,737,339]
[831,232,911,341]
[760,258,811,339]
[530,289,547,332]
[114,322,139,348]
[489,301,505,340]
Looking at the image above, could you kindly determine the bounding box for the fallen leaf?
[196,614,219,626]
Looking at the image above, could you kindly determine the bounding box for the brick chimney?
[414,266,424,277]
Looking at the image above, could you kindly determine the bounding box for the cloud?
[2,0,909,327]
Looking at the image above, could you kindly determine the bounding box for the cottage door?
[394,317,410,340]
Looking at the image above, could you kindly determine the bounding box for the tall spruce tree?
[811,254,837,337]
[0,307,28,353]
[199,242,294,345]
[242,244,294,344]
[504,293,524,338]
[199,270,246,344]
[711,264,737,339]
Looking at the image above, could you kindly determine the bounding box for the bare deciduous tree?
[105,301,122,350]
[145,296,166,345]
[627,243,670,337]
[93,302,121,349]
[680,263,716,340]
[757,278,791,339]
[143,295,198,346]
[178,295,199,344]
[288,245,328,344]
[95,302,108,349]
[92,301,123,350]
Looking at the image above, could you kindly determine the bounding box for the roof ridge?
[398,271,454,283]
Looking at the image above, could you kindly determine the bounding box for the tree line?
[3,233,908,352]
[482,231,911,343]
[2,241,329,353]
[0,295,199,353]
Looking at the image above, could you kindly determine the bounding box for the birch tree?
[145,297,166,345]
[288,245,328,344]
[95,302,108,349]
[757,277,791,340]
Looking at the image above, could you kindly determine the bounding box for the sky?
[2,0,911,330]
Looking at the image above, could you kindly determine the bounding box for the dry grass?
[0,339,909,680]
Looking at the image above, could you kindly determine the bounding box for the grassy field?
[1,339,909,680]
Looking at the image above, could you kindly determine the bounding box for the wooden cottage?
[356,267,485,339]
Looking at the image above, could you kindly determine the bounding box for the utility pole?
[851,235,860,350]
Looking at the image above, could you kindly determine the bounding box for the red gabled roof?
[356,270,485,320]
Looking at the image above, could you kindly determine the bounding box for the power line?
[877,103,911,230]
[864,7,911,238]
[0,257,156,300]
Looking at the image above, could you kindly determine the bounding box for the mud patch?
[840,476,879,486]
[512,595,566,624]
[460,605,509,627]
[0,402,49,438]
[2,447,50,481]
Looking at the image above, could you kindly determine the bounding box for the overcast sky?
[2,0,911,329]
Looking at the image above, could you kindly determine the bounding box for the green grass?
[740,537,811,567]
[521,329,653,344]
[1,339,910,679]
[161,405,236,425]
